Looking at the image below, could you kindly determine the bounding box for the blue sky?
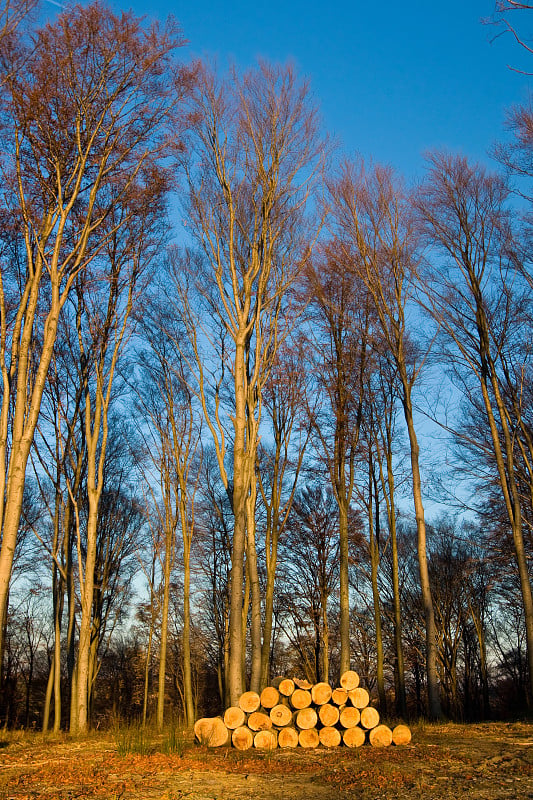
[120,0,532,178]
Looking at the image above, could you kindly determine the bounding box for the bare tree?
[0,2,185,679]
[179,62,326,703]
[416,150,533,708]
[305,240,374,678]
[135,273,202,728]
[329,159,442,719]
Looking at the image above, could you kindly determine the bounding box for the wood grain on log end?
[238,690,261,713]
[348,687,369,709]
[369,724,393,747]
[248,710,272,731]
[311,681,332,705]
[294,678,313,690]
[277,678,296,696]
[193,717,229,747]
[278,726,299,748]
[339,705,361,728]
[318,703,340,727]
[270,703,293,727]
[296,706,318,730]
[260,685,280,709]
[319,726,342,748]
[223,706,245,729]
[290,688,312,709]
[331,687,348,705]
[254,728,278,749]
[392,723,412,745]
[360,705,380,730]
[340,670,360,691]
[231,725,254,750]
[298,727,320,748]
[343,726,366,748]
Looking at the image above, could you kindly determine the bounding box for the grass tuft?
[113,721,151,756]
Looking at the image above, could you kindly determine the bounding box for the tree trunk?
[74,490,98,733]
[182,543,194,726]
[338,496,351,675]
[42,660,54,734]
[157,526,172,731]
[228,339,248,704]
[400,369,441,720]
[246,477,262,693]
[368,457,386,713]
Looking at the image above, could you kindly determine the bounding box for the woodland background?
[0,0,532,734]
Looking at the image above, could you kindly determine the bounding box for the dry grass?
[0,721,531,799]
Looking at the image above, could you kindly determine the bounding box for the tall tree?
[0,1,185,677]
[305,242,373,677]
[416,151,533,708]
[136,278,202,728]
[329,159,442,719]
[179,62,326,703]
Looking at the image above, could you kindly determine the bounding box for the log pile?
[194,671,412,750]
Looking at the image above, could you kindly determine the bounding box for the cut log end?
[340,670,360,691]
[254,729,278,749]
[278,726,299,748]
[348,687,370,709]
[369,724,393,747]
[319,726,342,748]
[360,705,380,730]
[223,706,246,730]
[295,706,318,730]
[270,703,293,727]
[238,690,261,713]
[232,725,254,750]
[298,727,320,748]
[293,678,313,690]
[248,710,272,731]
[276,678,296,696]
[392,723,412,745]
[194,717,229,747]
[342,726,366,748]
[290,688,312,709]
[339,705,361,728]
[311,681,332,705]
[260,685,280,709]
[318,703,340,727]
[331,687,348,706]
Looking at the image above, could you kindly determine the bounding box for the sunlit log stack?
[194,670,412,750]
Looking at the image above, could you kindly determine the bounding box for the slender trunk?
[227,339,248,704]
[182,547,194,726]
[338,495,350,676]
[389,490,407,717]
[368,459,386,712]
[400,369,441,720]
[157,527,173,731]
[88,616,100,720]
[0,286,60,669]
[246,477,262,693]
[75,491,98,733]
[43,660,54,734]
[143,616,154,727]
[260,509,278,689]
[67,541,77,732]
[223,601,230,709]
[480,364,533,709]
[321,594,329,683]
[53,587,63,732]
[241,561,250,691]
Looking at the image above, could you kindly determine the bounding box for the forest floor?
[0,721,532,800]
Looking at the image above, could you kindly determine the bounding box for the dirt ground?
[0,721,532,800]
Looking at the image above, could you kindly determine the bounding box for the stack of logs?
[194,671,412,750]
